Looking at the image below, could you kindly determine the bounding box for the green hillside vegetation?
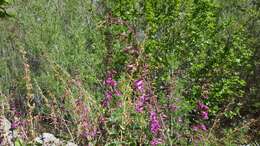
[0,0,259,145]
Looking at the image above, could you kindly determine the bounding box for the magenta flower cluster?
[149,111,163,146]
[123,45,163,145]
[102,91,113,107]
[135,94,148,112]
[197,101,209,111]
[10,120,22,130]
[150,111,161,134]
[9,103,25,132]
[134,79,144,92]
[197,101,209,120]
[133,79,148,112]
[102,70,121,107]
[150,137,163,146]
[133,79,163,145]
[201,111,208,120]
[192,96,210,131]
[105,76,117,87]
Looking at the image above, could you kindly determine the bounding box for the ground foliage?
[0,0,259,145]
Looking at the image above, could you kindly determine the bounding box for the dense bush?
[0,0,259,145]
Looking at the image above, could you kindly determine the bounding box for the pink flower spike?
[110,79,117,87]
[201,111,209,120]
[199,124,207,131]
[105,91,113,100]
[140,94,148,101]
[192,125,199,131]
[105,77,117,87]
[101,91,113,107]
[197,101,209,111]
[134,79,143,88]
[11,121,21,130]
[134,79,144,92]
[135,94,148,113]
[150,111,161,134]
[135,101,144,112]
[114,90,122,96]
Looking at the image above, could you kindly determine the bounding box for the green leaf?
[15,139,25,146]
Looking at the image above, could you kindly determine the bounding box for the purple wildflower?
[81,129,97,139]
[135,95,148,112]
[105,77,117,87]
[199,124,207,131]
[141,94,148,101]
[81,131,89,138]
[200,111,209,120]
[150,138,163,146]
[134,79,144,92]
[150,111,160,134]
[114,89,122,96]
[197,101,209,111]
[105,91,113,100]
[135,100,144,112]
[192,125,200,131]
[11,121,21,130]
[102,91,113,107]
[101,99,109,107]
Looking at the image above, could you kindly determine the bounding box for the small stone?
[35,133,63,146]
[0,116,17,146]
[66,141,78,146]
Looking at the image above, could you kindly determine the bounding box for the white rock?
[0,120,78,146]
[35,133,63,146]
[0,116,18,146]
[66,141,78,146]
[0,117,13,146]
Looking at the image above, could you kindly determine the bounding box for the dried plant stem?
[18,47,35,138]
